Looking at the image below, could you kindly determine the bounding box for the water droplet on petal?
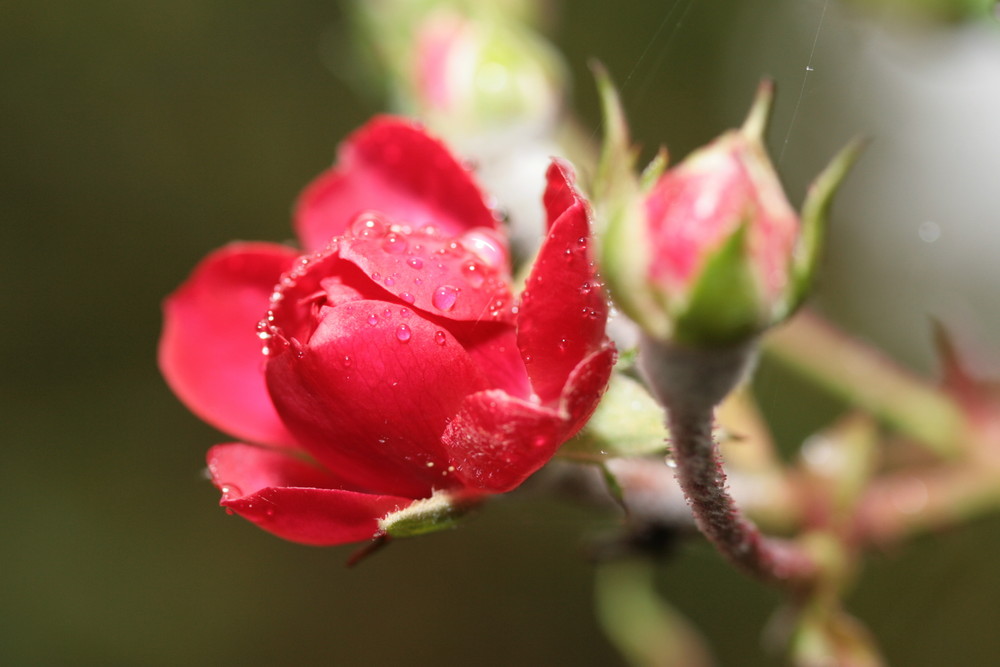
[407,257,424,270]
[462,229,507,268]
[462,262,485,288]
[384,277,395,287]
[382,232,408,254]
[383,308,392,319]
[434,330,447,346]
[220,484,243,500]
[342,355,352,368]
[395,324,412,342]
[432,285,460,311]
[399,292,415,304]
[350,213,388,238]
[400,308,410,319]
[367,313,379,326]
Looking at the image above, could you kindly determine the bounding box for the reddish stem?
[668,404,816,589]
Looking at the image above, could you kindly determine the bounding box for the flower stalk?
[641,336,818,588]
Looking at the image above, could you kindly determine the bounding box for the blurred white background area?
[736,1,1000,373]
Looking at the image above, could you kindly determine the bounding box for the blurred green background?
[4,1,1000,665]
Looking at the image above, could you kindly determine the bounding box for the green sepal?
[592,63,671,338]
[741,79,775,142]
[561,371,669,461]
[378,490,476,538]
[672,220,763,346]
[783,137,867,318]
[639,147,669,192]
[593,61,638,202]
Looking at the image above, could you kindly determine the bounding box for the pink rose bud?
[159,118,614,546]
[597,69,863,347]
[412,11,565,130]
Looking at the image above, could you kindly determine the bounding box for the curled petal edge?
[159,242,299,447]
[208,443,412,546]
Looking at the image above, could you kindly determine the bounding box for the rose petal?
[442,390,566,493]
[517,163,610,404]
[455,324,532,401]
[159,243,298,446]
[339,224,514,324]
[266,300,490,497]
[561,345,617,437]
[542,158,579,231]
[295,116,498,252]
[207,443,412,546]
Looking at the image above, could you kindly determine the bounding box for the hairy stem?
[639,335,817,589]
[668,403,817,588]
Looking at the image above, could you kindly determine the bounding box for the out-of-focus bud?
[410,11,565,135]
[352,2,565,138]
[349,1,570,261]
[596,67,863,348]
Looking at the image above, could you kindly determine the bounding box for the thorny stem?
[668,403,817,589]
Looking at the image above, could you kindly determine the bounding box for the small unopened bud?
[411,11,566,134]
[597,69,863,349]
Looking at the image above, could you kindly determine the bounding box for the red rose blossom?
[159,117,615,545]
